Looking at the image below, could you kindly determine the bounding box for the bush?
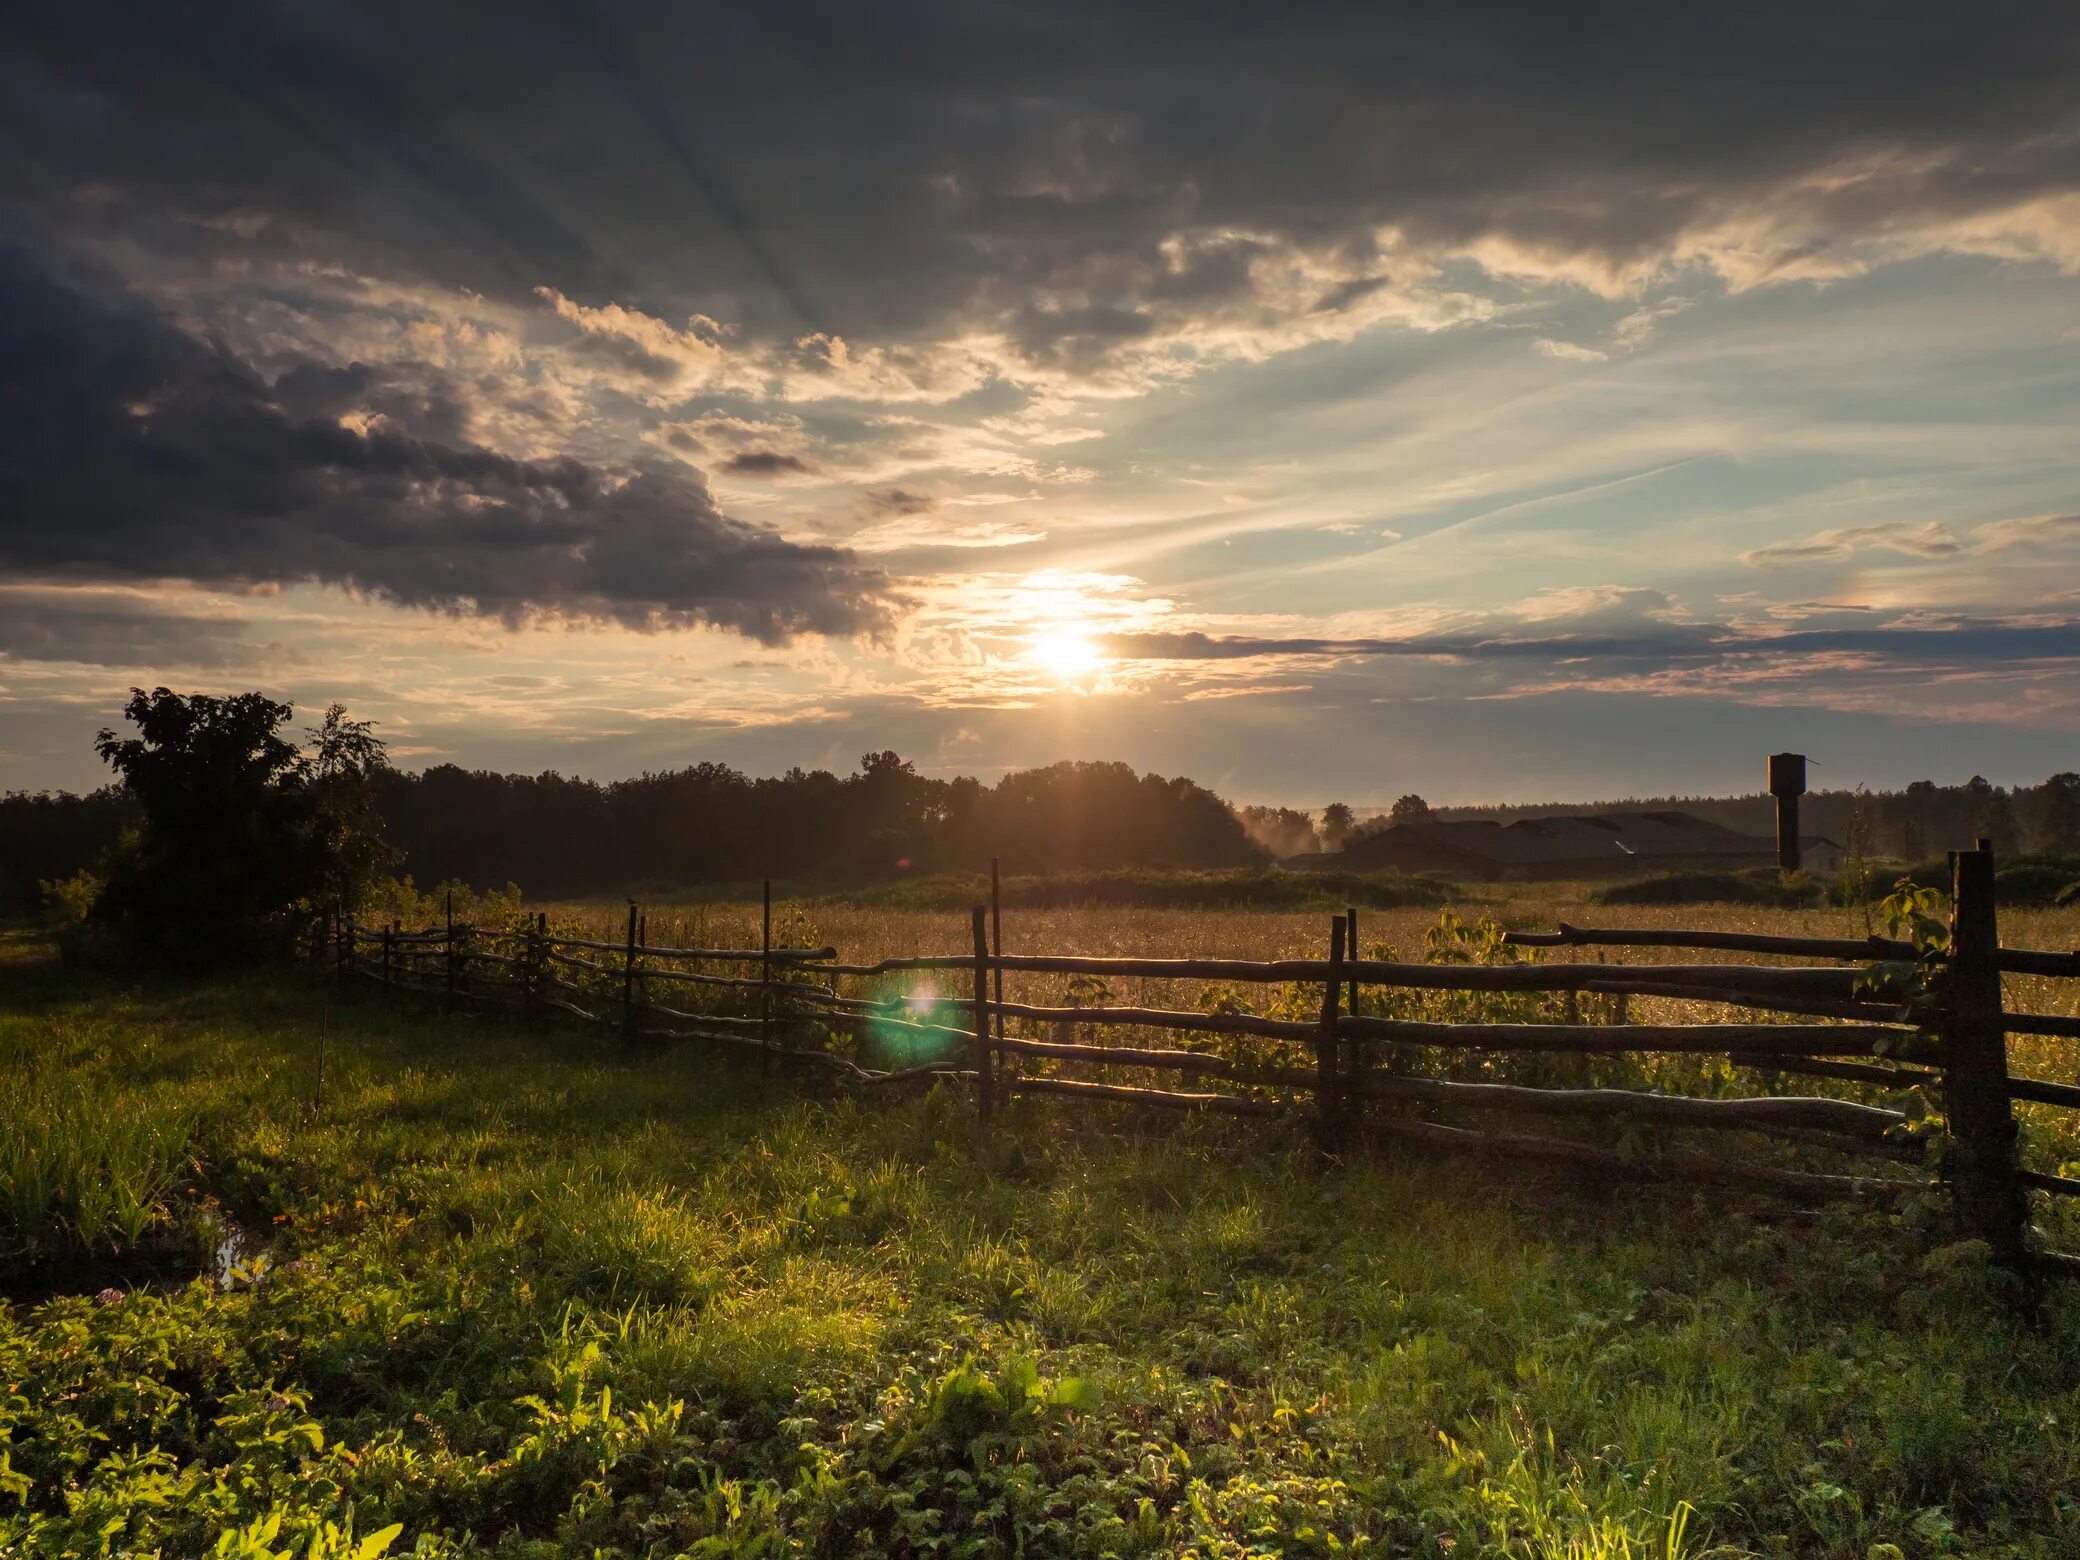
[38,866,104,931]
[1900,855,2080,904]
[1597,867,1822,908]
[1997,864,2080,907]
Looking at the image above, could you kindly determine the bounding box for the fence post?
[991,857,1007,1070]
[381,923,393,993]
[444,889,457,1013]
[520,915,535,1010]
[1318,914,1347,1160]
[1344,906,1362,1080]
[971,904,995,1123]
[526,911,546,1013]
[621,902,639,1041]
[1345,904,1359,1018]
[1943,841,2032,1289]
[761,879,775,1071]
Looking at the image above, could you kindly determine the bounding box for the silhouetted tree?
[91,689,330,964]
[1389,794,1433,826]
[2030,773,2080,855]
[1319,802,1355,851]
[308,702,396,912]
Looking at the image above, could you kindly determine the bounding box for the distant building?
[1294,810,1840,880]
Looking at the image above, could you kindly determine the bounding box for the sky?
[3,1,2078,806]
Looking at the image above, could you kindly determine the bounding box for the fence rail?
[328,841,2080,1292]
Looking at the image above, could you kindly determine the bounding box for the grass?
[816,868,1454,913]
[6,894,2080,1557]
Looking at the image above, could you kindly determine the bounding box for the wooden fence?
[329,844,2080,1288]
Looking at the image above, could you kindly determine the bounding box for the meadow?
[7,887,2080,1557]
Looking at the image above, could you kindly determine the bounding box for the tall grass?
[1,1077,195,1255]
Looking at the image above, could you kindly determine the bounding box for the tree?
[1319,802,1355,851]
[307,702,396,911]
[90,688,381,965]
[1388,794,1433,826]
[1238,804,1320,859]
[2031,773,2080,856]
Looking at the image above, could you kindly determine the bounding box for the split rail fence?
[330,844,2080,1286]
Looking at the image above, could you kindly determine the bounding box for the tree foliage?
[1388,793,1434,826]
[79,688,387,964]
[1318,802,1355,852]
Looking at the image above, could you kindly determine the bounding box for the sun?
[1027,626,1104,680]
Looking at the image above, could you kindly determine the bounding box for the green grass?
[8,931,2080,1556]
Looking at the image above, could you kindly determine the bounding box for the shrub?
[38,865,105,931]
[1993,863,2076,907]
[1900,855,2080,904]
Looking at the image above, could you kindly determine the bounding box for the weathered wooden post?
[1345,901,1360,1018]
[761,879,775,1070]
[971,904,995,1123]
[1769,752,1807,873]
[1318,914,1347,1160]
[1344,907,1365,1083]
[1943,841,2032,1288]
[381,922,393,993]
[444,889,457,1012]
[526,910,548,1013]
[621,902,639,1040]
[991,858,1009,1087]
[521,914,536,1011]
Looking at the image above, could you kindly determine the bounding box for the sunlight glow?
[1026,627,1105,680]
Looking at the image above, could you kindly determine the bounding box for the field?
[8,889,2080,1557]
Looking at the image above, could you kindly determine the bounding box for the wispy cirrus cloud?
[1744,513,2080,569]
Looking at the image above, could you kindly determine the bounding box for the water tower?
[1768,753,1806,873]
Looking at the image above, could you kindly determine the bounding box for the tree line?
[0,690,1268,941]
[5,686,2077,941]
[368,749,1263,897]
[1423,775,2080,863]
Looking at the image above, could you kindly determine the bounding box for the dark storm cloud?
[5,1,2074,351]
[0,258,896,641]
[1103,617,2080,669]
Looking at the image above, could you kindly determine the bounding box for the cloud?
[16,1,2073,404]
[1973,512,2080,552]
[1742,520,1964,567]
[0,257,898,643]
[0,587,264,669]
[535,287,753,398]
[1101,611,2080,670]
[1534,338,1608,363]
[1511,585,1686,627]
[719,450,814,477]
[1743,513,2080,569]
